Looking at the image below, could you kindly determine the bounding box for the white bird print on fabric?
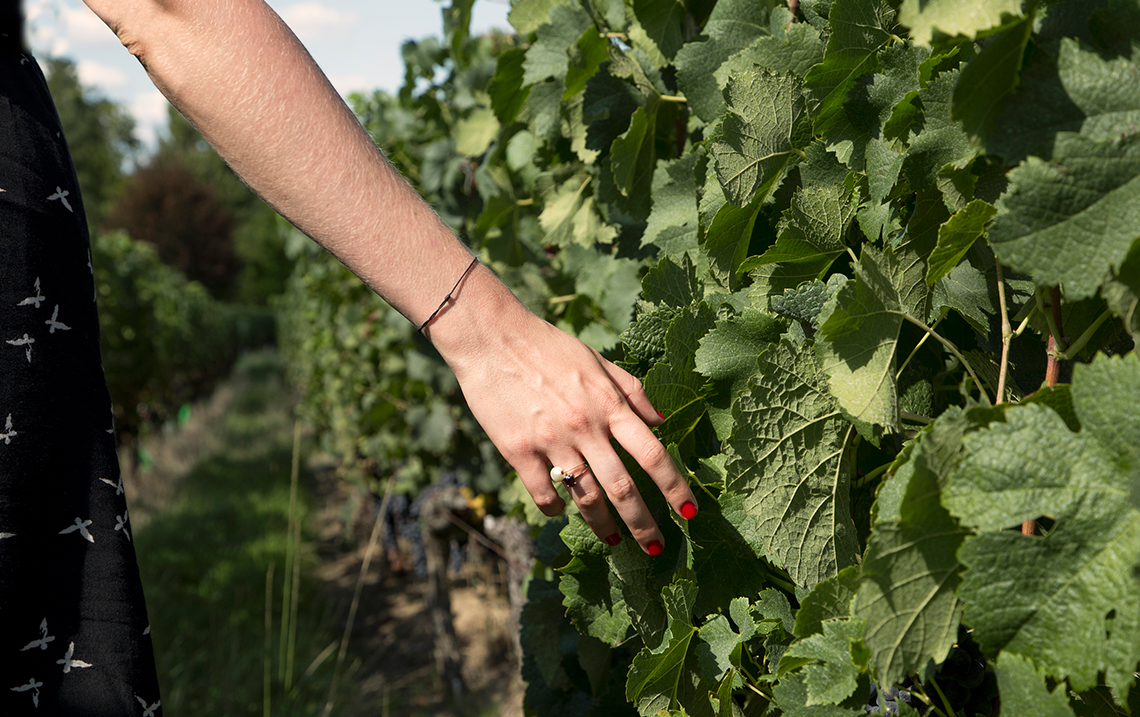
[47,186,72,212]
[21,619,56,652]
[56,642,93,673]
[10,677,43,708]
[6,333,34,363]
[45,305,70,334]
[59,518,95,543]
[136,696,161,716]
[1,414,16,444]
[99,474,125,495]
[17,277,44,308]
[115,512,131,542]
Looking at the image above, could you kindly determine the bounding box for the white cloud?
[278,2,356,40]
[129,91,172,147]
[76,60,129,90]
[62,5,118,46]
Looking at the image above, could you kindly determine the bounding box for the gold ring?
[550,461,589,488]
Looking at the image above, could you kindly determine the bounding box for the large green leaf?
[988,37,1140,165]
[988,132,1140,300]
[852,407,992,686]
[945,353,1140,695]
[951,13,1034,138]
[803,0,896,136]
[741,183,855,288]
[902,69,975,192]
[522,4,591,84]
[725,339,858,589]
[711,69,811,207]
[778,617,868,705]
[539,175,618,247]
[508,0,572,34]
[674,0,774,122]
[995,652,1077,717]
[817,245,914,443]
[631,0,686,62]
[643,153,701,257]
[925,199,997,286]
[898,0,1023,46]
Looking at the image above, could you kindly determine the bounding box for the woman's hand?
[425,261,698,555]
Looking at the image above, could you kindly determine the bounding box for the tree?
[45,57,139,227]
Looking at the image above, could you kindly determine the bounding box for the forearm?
[83,0,507,345]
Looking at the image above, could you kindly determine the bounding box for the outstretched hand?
[426,262,698,555]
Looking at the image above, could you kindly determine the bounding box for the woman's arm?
[81,0,697,552]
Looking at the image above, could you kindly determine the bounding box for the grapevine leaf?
[702,191,764,291]
[610,106,658,203]
[488,47,530,125]
[674,0,773,122]
[583,66,646,153]
[508,0,572,35]
[644,303,716,454]
[778,617,868,705]
[559,517,634,645]
[951,13,1034,139]
[931,260,996,335]
[741,183,856,285]
[563,26,609,99]
[717,8,825,87]
[725,338,859,589]
[696,614,748,687]
[925,199,997,286]
[793,565,861,639]
[643,153,701,256]
[802,0,896,136]
[622,302,677,372]
[853,407,993,686]
[631,0,686,62]
[946,353,1140,695]
[523,80,564,144]
[824,42,927,175]
[1102,238,1140,338]
[711,69,811,208]
[988,132,1140,300]
[643,254,702,309]
[625,581,714,717]
[770,275,847,331]
[571,248,643,333]
[817,245,912,443]
[685,496,779,617]
[695,309,785,384]
[903,69,976,193]
[539,175,618,248]
[771,673,867,716]
[898,0,1023,47]
[523,4,591,85]
[717,490,768,561]
[988,37,1140,165]
[453,106,500,157]
[994,652,1077,717]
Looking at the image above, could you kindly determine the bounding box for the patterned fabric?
[1,19,163,716]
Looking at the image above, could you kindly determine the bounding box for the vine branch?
[995,259,1013,403]
[900,314,993,406]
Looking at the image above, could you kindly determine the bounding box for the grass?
[133,351,363,716]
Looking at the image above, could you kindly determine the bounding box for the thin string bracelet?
[418,255,480,332]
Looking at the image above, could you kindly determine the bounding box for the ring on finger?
[550,461,589,489]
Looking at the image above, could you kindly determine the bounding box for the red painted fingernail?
[656,409,665,419]
[604,533,621,546]
[681,502,698,520]
[646,540,664,556]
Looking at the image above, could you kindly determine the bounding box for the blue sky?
[25,0,512,147]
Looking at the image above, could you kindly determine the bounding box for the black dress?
[1,5,163,714]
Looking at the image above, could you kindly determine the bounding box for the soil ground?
[127,356,526,716]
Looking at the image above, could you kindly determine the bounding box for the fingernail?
[656,409,665,419]
[681,502,698,520]
[646,540,664,557]
[604,533,621,546]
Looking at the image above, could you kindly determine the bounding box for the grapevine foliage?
[279,0,1140,714]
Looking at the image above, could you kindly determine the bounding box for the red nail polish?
[681,502,697,520]
[656,409,665,419]
[604,533,621,546]
[646,540,664,557]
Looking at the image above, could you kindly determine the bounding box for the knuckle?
[532,492,563,516]
[561,407,591,434]
[604,475,638,504]
[638,438,670,470]
[576,490,606,510]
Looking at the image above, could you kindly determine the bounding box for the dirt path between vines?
[126,362,525,716]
